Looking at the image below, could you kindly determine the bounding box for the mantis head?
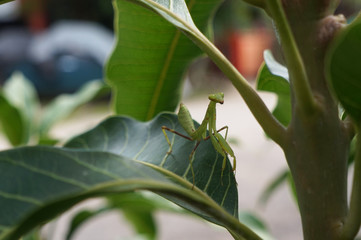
[208,92,224,104]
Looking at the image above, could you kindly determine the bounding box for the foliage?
[106,0,222,121]
[0,72,106,146]
[0,0,360,240]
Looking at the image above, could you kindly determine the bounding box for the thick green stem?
[340,128,361,239]
[285,107,349,240]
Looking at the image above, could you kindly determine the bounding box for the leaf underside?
[257,51,291,126]
[0,113,238,239]
[106,0,222,121]
[327,18,361,123]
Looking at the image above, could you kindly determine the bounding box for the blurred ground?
[0,83,302,240]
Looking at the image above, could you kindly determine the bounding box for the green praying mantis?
[161,92,236,188]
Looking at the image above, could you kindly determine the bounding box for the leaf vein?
[0,190,41,206]
[56,151,123,181]
[146,30,182,120]
[203,152,219,192]
[118,119,129,154]
[134,125,150,159]
[1,157,90,189]
[220,172,232,207]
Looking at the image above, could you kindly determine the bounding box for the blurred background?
[0,0,360,96]
[0,0,361,239]
[0,0,113,97]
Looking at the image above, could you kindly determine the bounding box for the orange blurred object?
[229,28,273,78]
[21,0,47,32]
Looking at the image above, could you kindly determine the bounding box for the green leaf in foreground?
[106,0,222,121]
[257,50,291,126]
[0,114,260,240]
[326,17,361,122]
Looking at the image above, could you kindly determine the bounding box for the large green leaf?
[0,114,259,240]
[106,0,222,121]
[257,50,291,126]
[326,15,361,122]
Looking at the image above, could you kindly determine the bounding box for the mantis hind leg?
[161,127,173,154]
[188,141,201,189]
[161,126,193,154]
[212,126,236,172]
[215,132,236,172]
[210,133,227,185]
[215,126,229,139]
[161,126,198,189]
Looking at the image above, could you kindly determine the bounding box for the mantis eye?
[208,92,224,104]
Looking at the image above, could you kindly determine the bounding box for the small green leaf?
[0,0,14,5]
[258,169,289,205]
[1,72,40,145]
[66,209,107,240]
[259,168,298,206]
[122,208,156,239]
[287,171,298,204]
[326,16,361,122]
[257,50,291,126]
[39,80,106,136]
[348,136,357,165]
[0,114,251,240]
[107,193,161,240]
[66,192,182,240]
[22,229,42,240]
[0,94,24,146]
[263,50,289,82]
[239,212,274,240]
[106,0,222,120]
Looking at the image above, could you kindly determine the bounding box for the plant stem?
[266,0,316,114]
[140,0,287,147]
[189,29,287,148]
[340,126,361,239]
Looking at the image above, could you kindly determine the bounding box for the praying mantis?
[161,92,236,188]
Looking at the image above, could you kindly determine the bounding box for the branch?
[188,29,287,147]
[266,0,316,114]
[132,0,287,147]
[340,127,361,239]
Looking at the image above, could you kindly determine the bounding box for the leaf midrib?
[145,0,197,120]
[146,30,182,120]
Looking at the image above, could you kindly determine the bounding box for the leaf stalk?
[190,29,287,147]
[266,0,316,115]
